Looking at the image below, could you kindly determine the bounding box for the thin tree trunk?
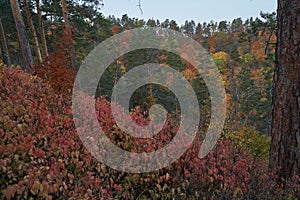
[0,44,2,63]
[0,17,11,66]
[269,0,300,181]
[36,0,48,58]
[61,0,77,68]
[23,0,42,63]
[10,0,33,72]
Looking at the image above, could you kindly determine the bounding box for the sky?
[100,0,277,26]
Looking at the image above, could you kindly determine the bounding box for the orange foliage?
[251,41,266,60]
[181,62,198,82]
[112,25,120,35]
[233,32,240,38]
[270,33,277,43]
[208,36,216,53]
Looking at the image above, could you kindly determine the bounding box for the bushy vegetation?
[0,65,299,199]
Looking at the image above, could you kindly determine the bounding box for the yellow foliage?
[30,75,38,80]
[137,20,144,27]
[212,52,229,75]
[223,126,270,160]
[120,64,126,73]
[212,51,229,64]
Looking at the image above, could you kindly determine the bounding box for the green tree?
[218,20,228,32]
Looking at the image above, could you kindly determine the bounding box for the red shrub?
[1,66,299,199]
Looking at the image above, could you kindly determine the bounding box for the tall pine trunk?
[61,0,77,68]
[10,0,33,72]
[36,0,48,58]
[23,0,42,62]
[269,0,300,180]
[0,17,11,66]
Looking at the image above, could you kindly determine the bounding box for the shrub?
[0,66,299,199]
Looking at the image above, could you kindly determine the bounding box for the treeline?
[0,0,276,135]
[0,0,275,68]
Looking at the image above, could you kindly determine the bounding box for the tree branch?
[137,0,143,15]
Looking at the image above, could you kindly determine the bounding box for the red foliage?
[33,29,76,94]
[0,66,299,199]
[112,25,120,35]
[0,66,114,199]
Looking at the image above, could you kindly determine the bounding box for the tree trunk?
[36,0,48,58]
[269,0,300,181]
[0,44,2,63]
[0,17,11,66]
[23,0,42,62]
[10,0,33,72]
[61,0,77,68]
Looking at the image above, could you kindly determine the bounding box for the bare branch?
[137,0,143,15]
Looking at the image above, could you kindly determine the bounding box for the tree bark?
[0,17,11,66]
[0,44,2,63]
[269,0,300,181]
[36,0,48,58]
[10,0,33,72]
[61,0,77,68]
[23,0,42,62]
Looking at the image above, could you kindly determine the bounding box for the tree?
[0,17,11,66]
[169,20,179,31]
[23,0,43,62]
[161,19,170,28]
[269,0,300,181]
[61,0,77,68]
[36,0,48,58]
[10,0,33,72]
[146,19,156,27]
[218,20,228,32]
[231,18,243,33]
[181,20,195,36]
[260,12,277,54]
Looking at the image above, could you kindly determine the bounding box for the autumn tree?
[269,0,300,181]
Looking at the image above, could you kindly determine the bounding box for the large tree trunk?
[36,0,48,58]
[10,0,33,72]
[23,0,42,62]
[0,17,11,66]
[269,0,300,181]
[61,0,77,68]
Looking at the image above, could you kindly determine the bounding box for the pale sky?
[100,0,277,25]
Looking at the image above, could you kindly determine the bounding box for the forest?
[0,0,299,199]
